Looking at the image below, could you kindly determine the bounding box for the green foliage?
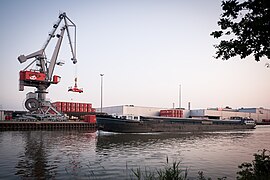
[132,167,156,180]
[211,0,270,61]
[237,149,270,180]
[132,157,188,180]
[197,171,227,180]
[156,161,187,180]
[197,171,212,180]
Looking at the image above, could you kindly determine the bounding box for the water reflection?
[0,127,268,179]
[15,131,57,179]
[13,130,96,179]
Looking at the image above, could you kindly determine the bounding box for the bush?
[237,149,270,180]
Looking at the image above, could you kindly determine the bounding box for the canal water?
[0,125,269,179]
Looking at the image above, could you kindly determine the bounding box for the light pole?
[100,74,104,113]
[179,84,181,109]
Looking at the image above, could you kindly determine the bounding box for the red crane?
[18,12,79,120]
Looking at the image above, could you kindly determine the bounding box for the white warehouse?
[99,105,162,116]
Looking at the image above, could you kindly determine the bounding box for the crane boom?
[18,12,77,78]
[48,26,65,80]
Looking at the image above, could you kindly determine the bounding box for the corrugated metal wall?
[124,105,161,116]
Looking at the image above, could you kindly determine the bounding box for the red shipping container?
[80,103,84,108]
[62,107,67,112]
[92,108,96,112]
[55,105,61,110]
[84,115,96,123]
[53,101,61,109]
[71,107,76,112]
[75,103,80,112]
[70,103,75,108]
[66,102,71,108]
[66,107,71,112]
[160,109,183,117]
[56,107,62,112]
[53,102,62,107]
[87,104,92,108]
[79,103,83,108]
[61,102,67,107]
[87,108,92,112]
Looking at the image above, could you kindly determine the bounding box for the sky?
[0,0,269,111]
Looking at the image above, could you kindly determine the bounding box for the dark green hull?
[96,115,256,133]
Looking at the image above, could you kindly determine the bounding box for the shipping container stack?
[52,101,96,113]
[160,109,183,118]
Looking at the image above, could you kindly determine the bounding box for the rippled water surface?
[0,125,270,179]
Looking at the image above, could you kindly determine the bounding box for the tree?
[211,0,270,61]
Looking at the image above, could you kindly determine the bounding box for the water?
[0,125,269,179]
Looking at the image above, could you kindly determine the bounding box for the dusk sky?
[0,0,269,111]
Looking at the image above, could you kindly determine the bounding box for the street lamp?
[100,74,104,113]
[179,84,181,109]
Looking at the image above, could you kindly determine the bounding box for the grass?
[131,157,188,180]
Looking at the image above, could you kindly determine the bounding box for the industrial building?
[99,105,162,116]
[98,105,270,124]
[190,107,270,123]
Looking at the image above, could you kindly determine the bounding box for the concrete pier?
[0,121,97,131]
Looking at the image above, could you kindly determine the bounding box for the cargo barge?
[96,115,256,133]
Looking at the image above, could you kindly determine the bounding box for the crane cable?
[74,64,78,87]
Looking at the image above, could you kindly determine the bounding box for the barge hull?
[97,116,256,133]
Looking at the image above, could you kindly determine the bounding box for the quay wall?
[0,121,97,131]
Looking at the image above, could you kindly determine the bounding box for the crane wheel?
[25,98,40,111]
